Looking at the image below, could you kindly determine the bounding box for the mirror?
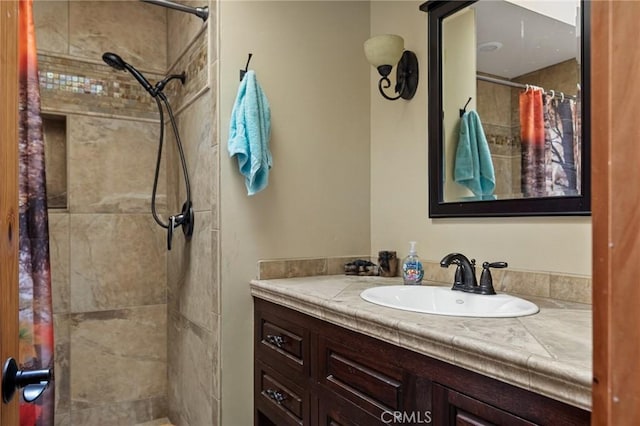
[422,0,590,217]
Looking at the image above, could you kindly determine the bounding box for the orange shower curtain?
[18,0,55,424]
[519,88,545,197]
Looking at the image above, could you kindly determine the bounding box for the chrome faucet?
[440,253,508,295]
[440,253,477,292]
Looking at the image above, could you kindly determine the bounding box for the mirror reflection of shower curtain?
[519,88,545,197]
[544,94,580,196]
[520,89,580,197]
[18,0,55,424]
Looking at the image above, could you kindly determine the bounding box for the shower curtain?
[519,88,546,197]
[520,88,579,197]
[544,95,579,196]
[18,0,55,425]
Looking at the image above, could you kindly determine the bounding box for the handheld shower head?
[102,52,126,71]
[102,52,155,97]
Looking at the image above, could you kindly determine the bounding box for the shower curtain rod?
[141,0,208,22]
[477,74,577,100]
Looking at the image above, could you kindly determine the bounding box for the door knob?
[2,358,52,404]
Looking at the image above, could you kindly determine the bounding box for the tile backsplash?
[257,256,591,305]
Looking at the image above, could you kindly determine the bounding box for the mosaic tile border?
[38,53,165,120]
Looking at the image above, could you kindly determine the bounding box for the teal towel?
[454,110,495,197]
[228,70,272,195]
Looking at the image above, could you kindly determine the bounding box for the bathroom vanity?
[251,276,591,425]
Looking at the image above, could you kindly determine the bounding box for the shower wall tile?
[211,144,219,228]
[70,214,166,312]
[210,61,218,148]
[168,30,209,112]
[71,396,167,426]
[70,305,167,409]
[55,411,71,426]
[208,4,218,65]
[492,155,513,198]
[514,59,579,98]
[43,114,68,209]
[168,310,217,426]
[53,314,71,423]
[68,1,167,72]
[211,313,220,400]
[33,0,69,55]
[49,213,70,314]
[167,211,214,330]
[68,115,166,213]
[212,229,220,314]
[167,1,208,67]
[165,122,181,214]
[477,77,512,126]
[176,92,215,213]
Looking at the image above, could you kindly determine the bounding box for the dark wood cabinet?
[254,299,590,426]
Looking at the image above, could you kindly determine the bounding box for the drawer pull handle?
[266,334,285,348]
[265,388,287,404]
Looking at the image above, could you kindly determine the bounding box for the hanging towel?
[454,110,495,197]
[228,70,272,195]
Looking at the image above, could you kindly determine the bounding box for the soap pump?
[402,241,424,285]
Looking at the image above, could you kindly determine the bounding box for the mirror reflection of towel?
[454,110,495,197]
[228,70,272,195]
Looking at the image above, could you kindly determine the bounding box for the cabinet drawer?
[318,336,405,417]
[318,392,390,426]
[256,302,309,377]
[256,361,307,425]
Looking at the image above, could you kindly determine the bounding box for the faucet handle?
[478,261,508,295]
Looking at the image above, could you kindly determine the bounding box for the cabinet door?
[433,384,536,426]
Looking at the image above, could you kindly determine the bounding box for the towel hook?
[240,53,253,81]
[459,97,472,117]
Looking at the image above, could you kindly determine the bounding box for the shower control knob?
[2,358,52,404]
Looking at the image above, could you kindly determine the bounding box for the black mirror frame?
[420,0,591,218]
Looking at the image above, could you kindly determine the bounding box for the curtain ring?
[561,92,565,101]
[549,90,555,99]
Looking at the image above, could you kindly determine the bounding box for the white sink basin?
[360,285,539,318]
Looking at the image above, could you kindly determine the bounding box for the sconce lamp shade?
[364,34,404,68]
[364,34,419,101]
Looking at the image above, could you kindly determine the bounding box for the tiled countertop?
[250,275,592,411]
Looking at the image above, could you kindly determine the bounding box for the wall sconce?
[364,34,419,101]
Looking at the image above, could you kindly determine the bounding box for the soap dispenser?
[402,241,424,285]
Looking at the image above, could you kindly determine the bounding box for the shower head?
[102,52,156,97]
[102,52,126,71]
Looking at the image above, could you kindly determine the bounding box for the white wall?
[219,2,371,424]
[369,1,591,276]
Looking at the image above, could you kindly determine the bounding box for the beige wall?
[219,1,371,424]
[442,7,476,201]
[370,1,591,276]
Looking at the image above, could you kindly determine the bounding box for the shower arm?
[140,0,208,22]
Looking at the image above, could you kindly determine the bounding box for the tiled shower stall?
[35,1,220,424]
